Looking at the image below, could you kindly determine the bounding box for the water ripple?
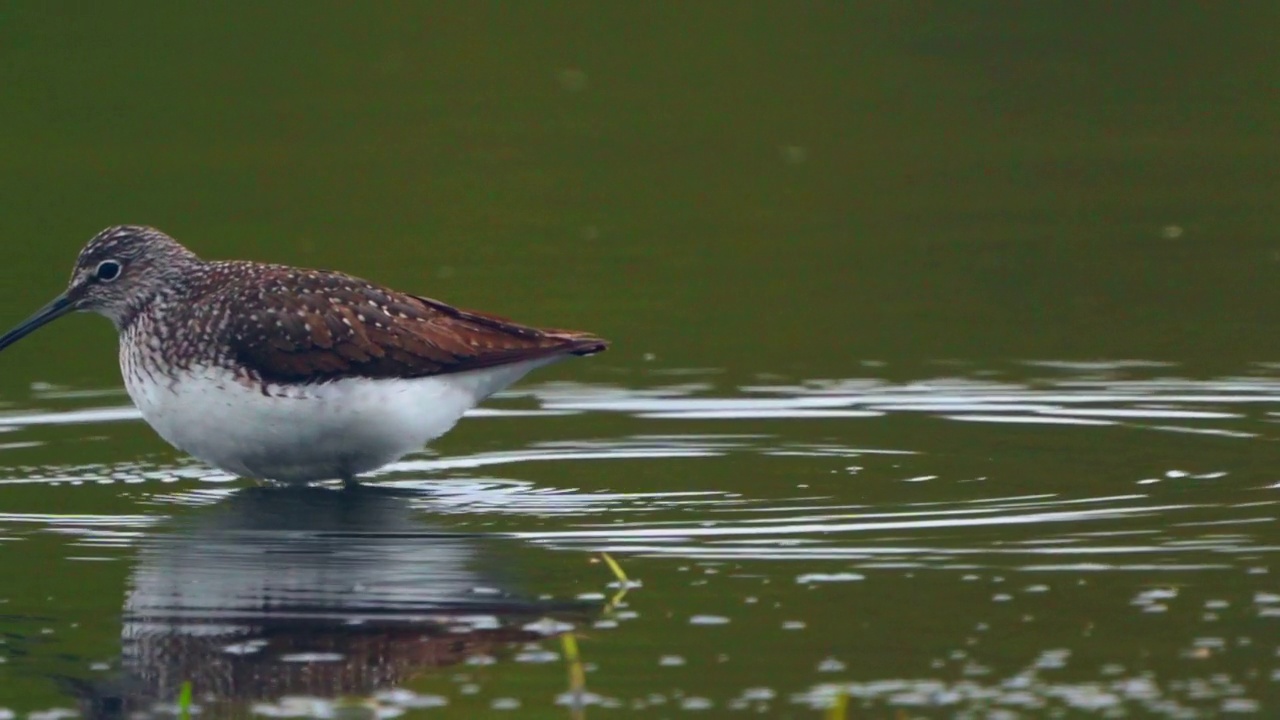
[0,366,1277,576]
[1,368,1278,436]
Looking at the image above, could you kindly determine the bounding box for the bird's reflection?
[69,485,598,717]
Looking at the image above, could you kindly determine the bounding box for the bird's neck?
[112,258,206,333]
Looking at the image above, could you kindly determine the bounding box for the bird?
[0,226,608,486]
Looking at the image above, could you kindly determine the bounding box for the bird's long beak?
[0,292,75,353]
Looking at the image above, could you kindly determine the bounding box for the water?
[0,364,1277,716]
[1,3,1278,717]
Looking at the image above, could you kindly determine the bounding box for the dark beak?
[0,292,75,353]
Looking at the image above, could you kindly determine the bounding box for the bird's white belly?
[121,360,551,482]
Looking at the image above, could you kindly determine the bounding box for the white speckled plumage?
[0,225,608,484]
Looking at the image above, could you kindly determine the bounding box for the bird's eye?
[95,260,122,282]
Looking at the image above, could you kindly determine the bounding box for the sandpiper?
[0,226,607,485]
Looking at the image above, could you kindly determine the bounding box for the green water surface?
[0,3,1279,718]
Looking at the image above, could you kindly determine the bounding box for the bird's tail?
[545,329,609,356]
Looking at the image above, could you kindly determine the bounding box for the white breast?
[120,345,556,483]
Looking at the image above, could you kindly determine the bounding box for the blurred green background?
[1,3,1279,716]
[2,2,1279,394]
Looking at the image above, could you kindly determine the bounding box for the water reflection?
[3,364,1279,716]
[63,486,597,718]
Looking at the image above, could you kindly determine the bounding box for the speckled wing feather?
[219,266,607,384]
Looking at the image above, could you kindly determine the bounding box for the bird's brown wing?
[221,267,607,384]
